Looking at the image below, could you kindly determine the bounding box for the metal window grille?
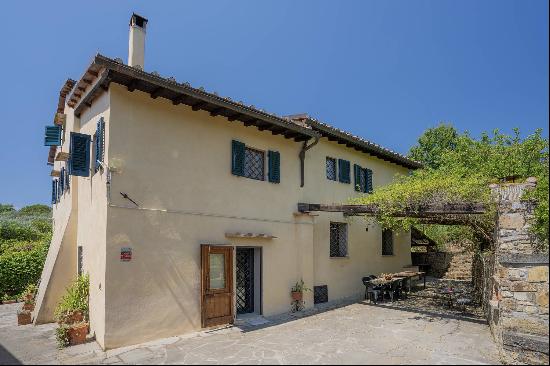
[244,147,265,181]
[236,248,255,314]
[314,285,328,304]
[77,246,84,275]
[330,222,348,257]
[326,157,337,180]
[382,229,394,255]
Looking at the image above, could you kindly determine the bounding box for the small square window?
[244,147,265,181]
[382,229,394,256]
[330,222,348,257]
[326,157,337,181]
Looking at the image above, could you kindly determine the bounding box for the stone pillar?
[489,178,549,364]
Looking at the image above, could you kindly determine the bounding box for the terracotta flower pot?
[17,311,32,326]
[66,311,84,324]
[23,303,34,311]
[67,323,88,346]
[291,291,303,302]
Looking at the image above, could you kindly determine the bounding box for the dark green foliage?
[18,204,51,216]
[409,124,459,169]
[0,204,15,214]
[0,204,52,298]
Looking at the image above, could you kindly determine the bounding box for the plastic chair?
[362,277,381,304]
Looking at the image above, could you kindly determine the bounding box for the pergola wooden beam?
[297,202,486,218]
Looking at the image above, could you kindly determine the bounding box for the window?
[77,246,84,275]
[232,140,279,183]
[326,157,337,180]
[330,222,348,257]
[244,147,265,181]
[382,229,394,256]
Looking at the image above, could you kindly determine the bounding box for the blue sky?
[0,0,548,208]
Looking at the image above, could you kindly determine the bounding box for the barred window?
[326,157,337,181]
[382,229,394,256]
[244,147,265,181]
[330,222,348,257]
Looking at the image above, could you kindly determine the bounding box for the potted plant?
[291,279,311,302]
[17,309,32,325]
[54,274,89,347]
[21,284,37,311]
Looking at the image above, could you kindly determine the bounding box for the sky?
[0,0,548,208]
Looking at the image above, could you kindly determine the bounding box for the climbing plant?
[352,127,549,249]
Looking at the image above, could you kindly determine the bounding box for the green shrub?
[17,205,51,217]
[54,274,89,324]
[0,239,48,297]
[0,221,43,242]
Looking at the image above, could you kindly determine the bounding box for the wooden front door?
[201,245,234,328]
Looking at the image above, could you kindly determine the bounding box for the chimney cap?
[130,13,148,29]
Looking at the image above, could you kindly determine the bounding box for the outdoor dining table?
[392,271,427,293]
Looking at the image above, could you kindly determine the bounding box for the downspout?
[299,136,319,187]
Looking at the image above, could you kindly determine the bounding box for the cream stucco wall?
[34,106,79,324]
[74,90,110,346]
[42,81,412,350]
[304,139,412,301]
[94,83,412,349]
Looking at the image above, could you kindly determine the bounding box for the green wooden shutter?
[69,132,91,177]
[44,126,62,146]
[354,164,362,191]
[338,159,350,184]
[94,118,105,173]
[365,168,373,193]
[60,168,65,194]
[268,150,280,183]
[51,180,57,204]
[65,167,70,190]
[231,140,245,176]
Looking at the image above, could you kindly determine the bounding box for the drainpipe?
[299,136,319,187]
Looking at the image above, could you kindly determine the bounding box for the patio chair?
[385,279,403,302]
[362,277,381,304]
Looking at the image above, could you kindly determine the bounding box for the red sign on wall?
[120,247,132,262]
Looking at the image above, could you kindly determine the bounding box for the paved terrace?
[0,279,501,365]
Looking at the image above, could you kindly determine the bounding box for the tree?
[408,123,459,169]
[0,204,15,214]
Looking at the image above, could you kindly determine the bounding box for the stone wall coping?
[502,330,549,355]
[499,253,549,265]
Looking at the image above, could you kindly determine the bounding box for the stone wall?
[411,243,473,280]
[488,178,549,365]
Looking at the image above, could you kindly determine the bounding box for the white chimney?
[128,13,148,69]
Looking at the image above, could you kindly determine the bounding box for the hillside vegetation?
[0,204,51,301]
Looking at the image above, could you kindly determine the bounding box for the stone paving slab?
[0,293,501,365]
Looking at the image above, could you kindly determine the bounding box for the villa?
[35,14,421,350]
